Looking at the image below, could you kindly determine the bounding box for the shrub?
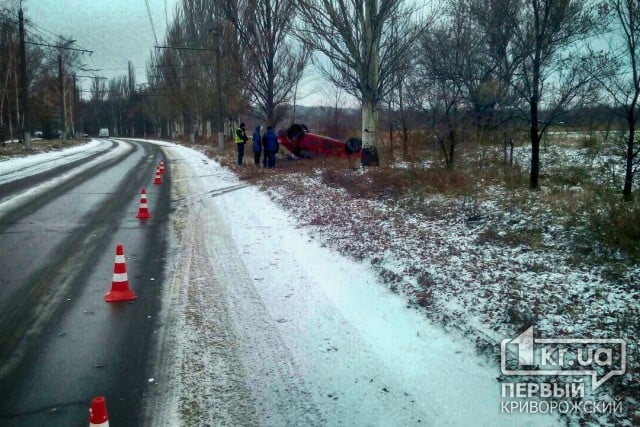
[579,192,640,261]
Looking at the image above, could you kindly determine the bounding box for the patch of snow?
[144,140,559,426]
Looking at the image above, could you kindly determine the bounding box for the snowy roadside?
[200,139,639,426]
[141,141,558,426]
[270,171,638,425]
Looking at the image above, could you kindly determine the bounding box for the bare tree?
[412,0,475,168]
[295,0,423,157]
[505,0,602,189]
[144,0,244,140]
[599,0,640,199]
[90,76,107,103]
[469,0,520,100]
[468,0,522,162]
[318,83,347,137]
[222,0,308,127]
[0,4,17,140]
[383,12,417,159]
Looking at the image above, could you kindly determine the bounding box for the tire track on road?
[0,141,162,380]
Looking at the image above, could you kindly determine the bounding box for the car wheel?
[345,137,362,154]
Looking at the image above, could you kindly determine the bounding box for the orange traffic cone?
[153,167,162,185]
[136,188,152,219]
[105,244,136,302]
[159,160,165,175]
[89,396,109,426]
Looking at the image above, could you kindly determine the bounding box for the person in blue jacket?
[252,125,262,165]
[262,131,268,167]
[262,126,279,169]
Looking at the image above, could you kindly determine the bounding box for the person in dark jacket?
[262,126,279,169]
[252,125,262,166]
[235,122,248,165]
[262,131,268,167]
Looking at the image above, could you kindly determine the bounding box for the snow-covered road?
[142,141,558,426]
[0,138,112,185]
[0,138,128,215]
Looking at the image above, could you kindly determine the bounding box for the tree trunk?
[530,3,541,190]
[398,80,408,157]
[530,96,541,189]
[449,138,455,168]
[387,100,394,159]
[362,97,379,149]
[441,130,455,168]
[334,92,339,136]
[361,0,380,153]
[14,60,20,141]
[623,112,635,200]
[7,96,13,141]
[1,60,10,126]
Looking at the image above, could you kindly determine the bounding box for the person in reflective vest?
[235,122,248,165]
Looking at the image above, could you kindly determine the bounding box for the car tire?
[345,137,362,154]
[287,124,306,142]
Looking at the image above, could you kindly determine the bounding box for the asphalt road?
[0,139,170,426]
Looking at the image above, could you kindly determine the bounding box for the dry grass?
[576,191,640,262]
[204,134,639,264]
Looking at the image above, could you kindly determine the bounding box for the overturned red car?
[277,124,379,166]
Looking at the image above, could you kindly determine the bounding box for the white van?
[98,128,109,138]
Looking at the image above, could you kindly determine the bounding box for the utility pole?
[209,17,224,149]
[215,32,224,150]
[214,21,224,150]
[18,6,31,149]
[58,51,66,141]
[72,73,77,137]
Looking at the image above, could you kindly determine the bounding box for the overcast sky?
[23,0,180,94]
[19,0,340,107]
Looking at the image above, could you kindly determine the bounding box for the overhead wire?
[26,18,93,53]
[25,20,60,45]
[145,0,159,45]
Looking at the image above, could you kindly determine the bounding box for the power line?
[148,75,190,79]
[25,22,59,45]
[145,0,159,45]
[77,89,119,93]
[25,40,93,54]
[92,66,147,71]
[149,63,195,68]
[25,19,92,53]
[154,45,216,52]
[27,20,61,40]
